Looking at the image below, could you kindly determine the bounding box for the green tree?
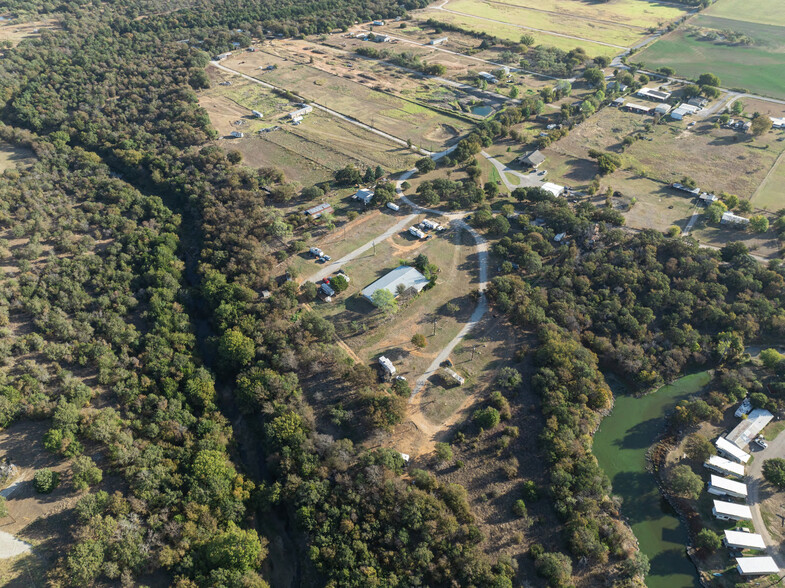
[509,85,519,99]
[200,521,267,573]
[411,333,427,348]
[473,406,501,430]
[330,275,349,293]
[763,458,785,489]
[435,442,453,462]
[697,72,721,88]
[668,464,703,499]
[72,456,103,491]
[751,115,773,137]
[583,67,604,86]
[749,215,769,233]
[415,157,436,174]
[685,434,715,462]
[218,328,255,370]
[705,201,728,223]
[372,288,398,315]
[535,552,573,587]
[65,540,104,586]
[34,469,60,494]
[696,528,722,552]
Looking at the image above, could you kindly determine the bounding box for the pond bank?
[593,372,712,588]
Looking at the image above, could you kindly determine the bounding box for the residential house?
[724,530,765,550]
[636,87,672,102]
[687,97,709,108]
[670,103,700,120]
[409,226,426,239]
[429,37,448,45]
[736,557,779,576]
[478,71,498,83]
[708,474,747,499]
[704,455,745,478]
[515,149,546,168]
[726,408,773,447]
[304,203,334,219]
[362,265,430,303]
[353,188,374,205]
[721,211,750,226]
[716,436,751,464]
[712,500,752,521]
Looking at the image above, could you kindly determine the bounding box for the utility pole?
[471,345,477,361]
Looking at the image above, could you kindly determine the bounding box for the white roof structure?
[541,182,565,197]
[654,103,671,114]
[362,266,429,303]
[705,455,745,478]
[727,408,773,447]
[721,211,750,225]
[770,117,785,129]
[289,105,313,119]
[379,356,396,375]
[353,188,374,205]
[671,104,700,119]
[713,500,752,520]
[408,226,426,239]
[724,530,766,550]
[636,87,671,101]
[716,436,751,463]
[736,557,779,575]
[478,71,498,82]
[708,474,747,498]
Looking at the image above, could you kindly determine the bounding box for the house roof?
[736,557,779,575]
[716,436,751,463]
[636,87,671,100]
[518,150,546,166]
[305,202,333,217]
[362,265,429,303]
[725,530,765,550]
[354,188,374,203]
[722,211,751,224]
[713,500,752,519]
[709,474,747,497]
[705,455,745,477]
[727,408,773,446]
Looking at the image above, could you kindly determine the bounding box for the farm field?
[703,0,785,27]
[308,223,481,381]
[637,14,785,99]
[487,0,690,28]
[547,106,785,198]
[219,48,472,151]
[201,71,419,186]
[443,0,645,47]
[751,153,785,211]
[413,11,619,57]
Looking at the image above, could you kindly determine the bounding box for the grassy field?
[488,0,689,28]
[751,151,785,211]
[444,0,644,46]
[0,141,34,172]
[547,106,785,198]
[0,18,58,46]
[704,0,785,27]
[636,15,785,99]
[221,50,471,151]
[413,11,619,58]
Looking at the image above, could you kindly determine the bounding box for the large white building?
[708,474,747,499]
[736,557,779,576]
[712,500,752,521]
[704,455,745,478]
[361,265,430,304]
[716,436,751,464]
[724,530,765,550]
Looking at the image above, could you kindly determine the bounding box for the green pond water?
[471,105,493,117]
[593,371,712,588]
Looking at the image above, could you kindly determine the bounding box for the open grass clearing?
[0,18,58,46]
[310,224,481,379]
[689,222,780,258]
[220,49,471,150]
[412,11,619,58]
[487,0,689,29]
[704,0,785,28]
[636,16,785,99]
[752,149,785,211]
[548,106,785,197]
[0,142,33,172]
[445,0,646,47]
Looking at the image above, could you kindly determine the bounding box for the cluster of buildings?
[703,403,778,577]
[614,87,710,121]
[288,104,313,125]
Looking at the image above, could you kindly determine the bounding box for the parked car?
[321,255,331,262]
[755,437,768,449]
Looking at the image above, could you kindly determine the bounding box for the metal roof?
[362,265,429,303]
[736,557,779,575]
[724,530,765,550]
[709,474,747,497]
[727,408,773,446]
[705,455,745,477]
[716,436,751,463]
[713,500,752,519]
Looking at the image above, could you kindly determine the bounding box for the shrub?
[34,468,60,494]
[513,499,527,517]
[411,333,427,348]
[435,442,453,462]
[473,407,501,430]
[535,552,573,587]
[696,528,722,552]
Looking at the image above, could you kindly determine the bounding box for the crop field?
[201,72,419,186]
[309,224,481,380]
[413,11,619,57]
[221,49,472,151]
[752,152,785,211]
[489,0,690,28]
[444,0,645,47]
[704,0,785,27]
[637,14,785,99]
[547,106,785,198]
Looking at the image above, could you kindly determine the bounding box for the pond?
[470,105,493,117]
[593,371,712,588]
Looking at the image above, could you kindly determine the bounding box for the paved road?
[747,429,785,571]
[430,0,628,50]
[211,61,433,155]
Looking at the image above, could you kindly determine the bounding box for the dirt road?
[747,429,785,570]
